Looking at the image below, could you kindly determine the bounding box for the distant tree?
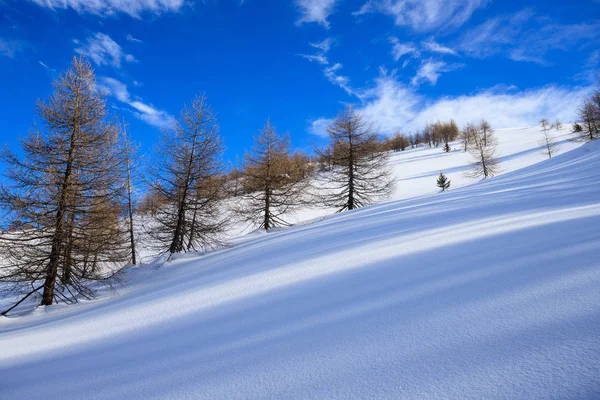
[540,118,550,133]
[578,100,599,141]
[138,188,167,216]
[480,120,493,147]
[388,131,409,152]
[148,94,227,255]
[423,123,433,147]
[436,173,450,191]
[461,123,478,152]
[540,125,559,159]
[413,132,423,147]
[224,168,244,197]
[554,119,562,131]
[573,122,583,133]
[0,57,129,313]
[317,106,395,212]
[434,120,459,152]
[467,120,499,178]
[238,119,312,230]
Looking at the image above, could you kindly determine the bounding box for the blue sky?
[0,0,598,162]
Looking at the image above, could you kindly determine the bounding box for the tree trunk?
[187,194,199,250]
[264,184,271,230]
[169,128,199,254]
[41,129,77,305]
[124,138,136,265]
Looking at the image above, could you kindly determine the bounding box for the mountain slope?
[1,140,599,399]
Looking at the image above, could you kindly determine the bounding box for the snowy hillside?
[216,124,581,241]
[0,127,598,399]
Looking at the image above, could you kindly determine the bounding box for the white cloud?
[355,72,593,135]
[99,77,175,129]
[126,34,143,43]
[459,9,600,64]
[300,37,355,96]
[75,33,136,69]
[309,117,333,137]
[310,38,334,53]
[300,54,329,65]
[411,60,462,86]
[389,37,419,61]
[300,38,333,64]
[355,0,488,32]
[28,0,186,18]
[422,38,457,55]
[295,0,339,28]
[324,63,355,96]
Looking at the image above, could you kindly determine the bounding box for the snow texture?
[0,127,599,399]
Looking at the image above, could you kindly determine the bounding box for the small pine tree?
[573,122,583,132]
[436,173,450,191]
[443,142,451,153]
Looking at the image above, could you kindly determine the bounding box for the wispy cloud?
[0,38,22,58]
[355,0,488,32]
[126,34,143,44]
[388,37,458,65]
[300,37,356,96]
[309,117,333,137]
[28,0,186,18]
[324,63,355,95]
[459,9,600,64]
[300,54,329,65]
[411,60,462,86]
[295,0,339,28]
[306,67,592,137]
[357,71,593,135]
[99,77,175,129]
[310,37,334,53]
[422,38,457,56]
[575,50,600,84]
[389,37,419,61]
[75,33,136,69]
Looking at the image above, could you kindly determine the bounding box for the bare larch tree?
[540,118,559,159]
[0,57,129,314]
[467,120,499,178]
[317,106,396,212]
[461,123,478,152]
[578,99,599,141]
[148,94,227,255]
[122,121,138,265]
[238,119,312,230]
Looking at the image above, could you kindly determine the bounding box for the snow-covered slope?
[1,134,599,399]
[235,125,581,235]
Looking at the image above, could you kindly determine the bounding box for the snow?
[1,127,599,399]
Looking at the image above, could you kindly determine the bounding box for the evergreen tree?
[436,173,451,191]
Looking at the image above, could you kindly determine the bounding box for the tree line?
[0,58,396,313]
[1,57,595,314]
